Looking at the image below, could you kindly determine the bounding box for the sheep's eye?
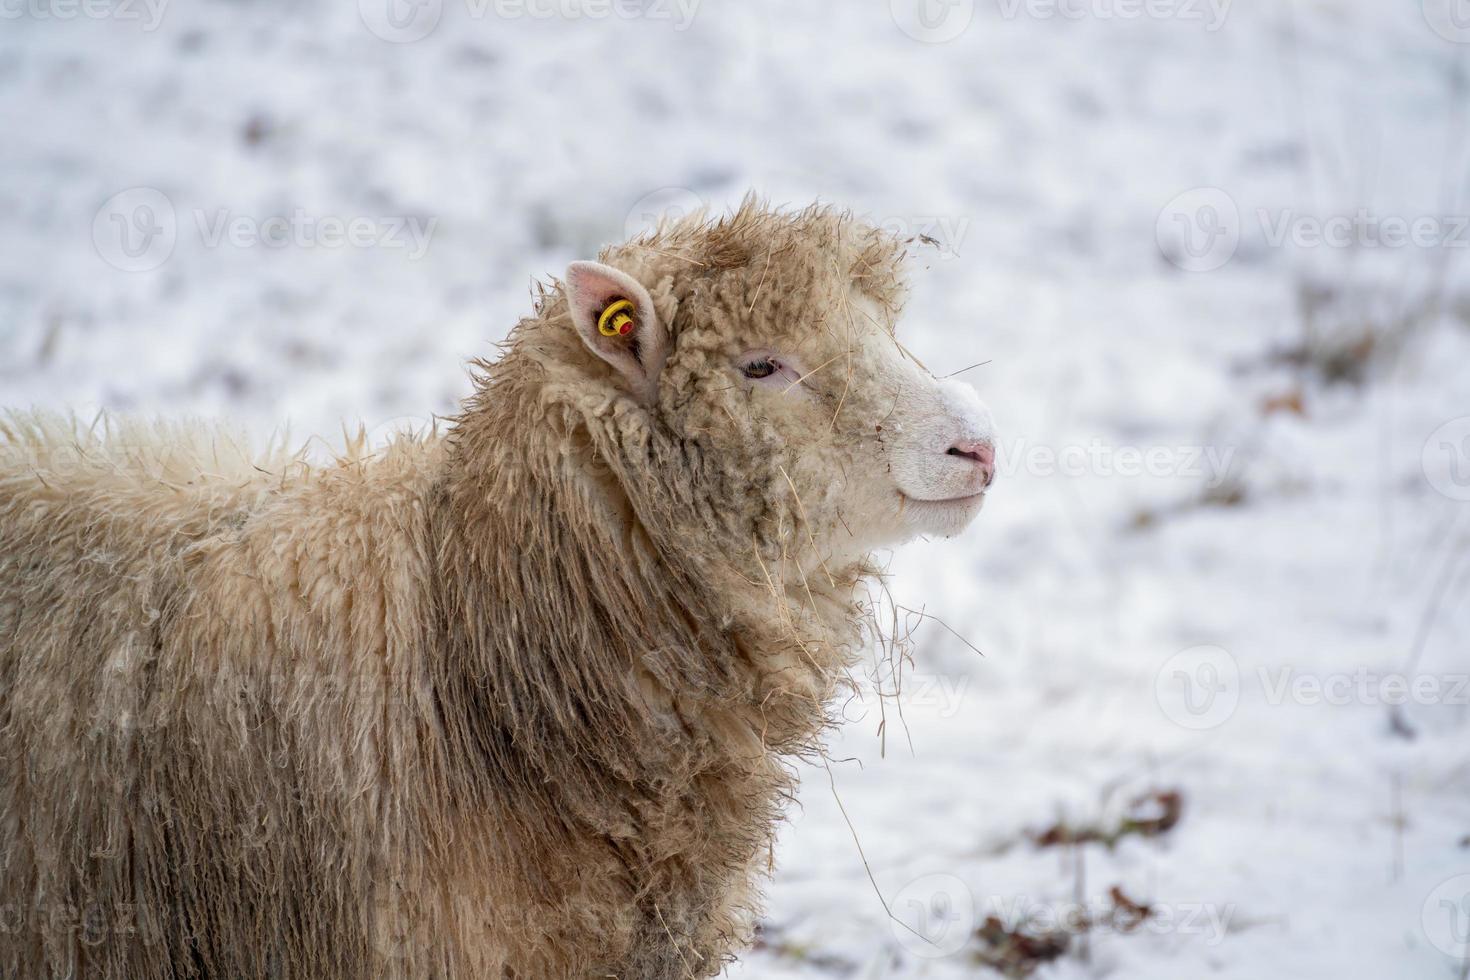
[742,359,778,380]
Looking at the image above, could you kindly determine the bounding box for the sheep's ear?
[565,261,667,404]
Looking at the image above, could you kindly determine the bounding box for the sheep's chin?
[896,490,987,539]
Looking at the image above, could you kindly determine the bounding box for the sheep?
[0,200,997,979]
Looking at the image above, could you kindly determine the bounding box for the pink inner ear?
[567,266,629,322]
[564,261,666,403]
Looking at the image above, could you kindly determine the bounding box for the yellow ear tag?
[597,299,637,338]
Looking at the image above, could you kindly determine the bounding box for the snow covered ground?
[4,0,1470,976]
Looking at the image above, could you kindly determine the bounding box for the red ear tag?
[618,320,633,335]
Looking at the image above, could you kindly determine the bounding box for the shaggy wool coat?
[0,204,920,978]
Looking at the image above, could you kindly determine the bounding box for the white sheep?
[0,201,996,979]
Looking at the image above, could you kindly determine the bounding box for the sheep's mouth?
[898,490,987,506]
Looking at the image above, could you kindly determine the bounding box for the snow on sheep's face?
[566,248,996,563]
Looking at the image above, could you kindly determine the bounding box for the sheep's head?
[553,202,995,571]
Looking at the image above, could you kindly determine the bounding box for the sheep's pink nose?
[947,439,996,487]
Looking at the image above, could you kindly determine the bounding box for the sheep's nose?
[947,439,996,487]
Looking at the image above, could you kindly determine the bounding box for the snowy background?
[4,0,1470,976]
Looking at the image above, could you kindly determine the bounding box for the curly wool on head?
[0,199,994,979]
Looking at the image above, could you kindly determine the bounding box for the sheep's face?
[722,295,996,552]
[563,209,995,566]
